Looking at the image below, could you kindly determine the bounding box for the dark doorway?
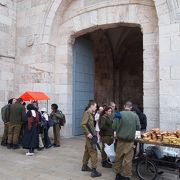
[91,26,143,110]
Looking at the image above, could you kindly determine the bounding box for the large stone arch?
[39,0,180,136]
[46,0,160,136]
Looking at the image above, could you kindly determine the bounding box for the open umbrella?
[20,91,49,101]
[20,91,50,112]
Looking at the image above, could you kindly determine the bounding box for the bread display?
[141,129,180,146]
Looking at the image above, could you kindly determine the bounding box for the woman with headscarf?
[22,104,39,156]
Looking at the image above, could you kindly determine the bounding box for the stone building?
[0,0,180,137]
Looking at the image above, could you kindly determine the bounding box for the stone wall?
[0,0,16,124]
[15,0,56,111]
[155,0,180,130]
[1,0,180,137]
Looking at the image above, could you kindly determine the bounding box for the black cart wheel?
[136,159,157,180]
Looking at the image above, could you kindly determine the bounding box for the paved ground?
[0,137,178,180]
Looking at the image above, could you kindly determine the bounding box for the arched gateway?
[40,0,160,136]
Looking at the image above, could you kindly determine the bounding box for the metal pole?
[47,100,48,113]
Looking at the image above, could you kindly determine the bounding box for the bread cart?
[134,139,180,180]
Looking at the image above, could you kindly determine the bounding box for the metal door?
[73,37,94,135]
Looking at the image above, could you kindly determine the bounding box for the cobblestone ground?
[0,137,178,180]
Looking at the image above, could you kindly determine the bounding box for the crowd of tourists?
[1,98,65,156]
[81,100,147,180]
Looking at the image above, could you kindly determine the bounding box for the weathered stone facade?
[0,0,180,137]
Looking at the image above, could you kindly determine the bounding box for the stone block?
[160,51,180,66]
[55,73,69,84]
[1,71,13,80]
[80,10,98,31]
[33,83,52,93]
[8,9,16,20]
[0,14,12,26]
[55,64,68,74]
[144,44,158,58]
[144,69,158,83]
[159,37,171,52]
[142,23,157,34]
[0,80,6,90]
[158,13,171,25]
[160,94,180,108]
[155,2,169,16]
[160,80,180,95]
[159,24,179,37]
[171,66,180,80]
[56,45,68,57]
[143,33,157,45]
[144,95,159,108]
[55,85,72,94]
[30,62,53,73]
[0,90,5,101]
[97,8,107,25]
[171,35,180,51]
[159,67,171,80]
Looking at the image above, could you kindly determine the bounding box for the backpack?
[139,113,147,130]
[59,111,66,126]
[1,104,10,123]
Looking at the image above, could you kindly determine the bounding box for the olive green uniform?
[8,102,25,145]
[99,114,114,162]
[81,111,97,169]
[112,110,141,177]
[1,104,11,144]
[2,122,10,144]
[51,110,63,146]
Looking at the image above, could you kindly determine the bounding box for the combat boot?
[91,168,101,178]
[1,141,7,146]
[115,174,130,180]
[7,143,13,149]
[12,144,20,149]
[102,161,112,168]
[81,164,92,172]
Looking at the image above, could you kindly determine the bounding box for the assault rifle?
[87,123,101,152]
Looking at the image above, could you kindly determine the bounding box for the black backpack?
[59,111,66,126]
[1,104,10,123]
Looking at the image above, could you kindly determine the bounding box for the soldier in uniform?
[112,101,141,180]
[81,100,101,178]
[99,106,114,168]
[1,98,16,146]
[50,103,64,147]
[7,98,25,149]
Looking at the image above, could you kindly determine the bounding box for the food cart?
[135,129,180,180]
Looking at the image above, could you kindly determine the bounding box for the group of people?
[1,98,65,156]
[81,100,147,180]
[0,97,147,179]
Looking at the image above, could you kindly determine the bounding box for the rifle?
[87,123,101,152]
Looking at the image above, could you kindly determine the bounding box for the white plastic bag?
[104,143,116,162]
